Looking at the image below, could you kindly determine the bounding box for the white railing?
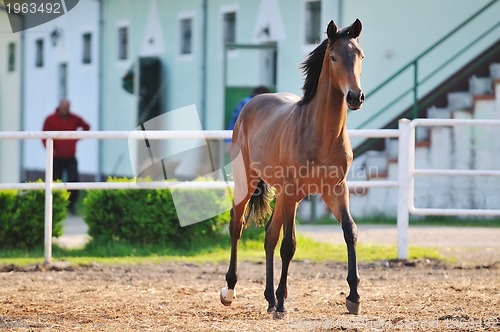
[406,119,500,218]
[1,119,499,263]
[396,118,500,258]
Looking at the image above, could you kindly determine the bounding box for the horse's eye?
[330,55,336,62]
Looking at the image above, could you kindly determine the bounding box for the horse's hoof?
[267,305,275,314]
[220,287,235,306]
[273,310,287,320]
[346,299,360,315]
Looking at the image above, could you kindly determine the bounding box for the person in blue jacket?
[226,86,270,146]
[227,85,269,130]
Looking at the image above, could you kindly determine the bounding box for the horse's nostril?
[347,91,363,105]
[347,91,354,104]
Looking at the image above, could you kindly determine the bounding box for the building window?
[35,39,44,67]
[59,63,68,100]
[223,11,236,45]
[117,26,128,60]
[180,18,193,55]
[8,42,15,72]
[82,32,92,64]
[305,0,321,44]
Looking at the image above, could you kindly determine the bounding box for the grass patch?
[303,214,500,227]
[0,233,443,266]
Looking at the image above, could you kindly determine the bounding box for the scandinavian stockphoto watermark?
[4,0,80,33]
[128,105,233,227]
[289,316,499,330]
[128,105,381,227]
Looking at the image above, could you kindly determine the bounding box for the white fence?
[1,119,500,263]
[407,119,500,217]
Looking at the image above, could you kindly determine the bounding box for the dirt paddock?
[0,260,498,331]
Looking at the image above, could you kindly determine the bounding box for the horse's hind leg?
[220,171,258,307]
[220,194,251,306]
[323,185,360,315]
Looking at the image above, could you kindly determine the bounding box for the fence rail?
[1,119,499,263]
[407,118,500,220]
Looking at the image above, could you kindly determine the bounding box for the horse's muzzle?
[346,90,365,111]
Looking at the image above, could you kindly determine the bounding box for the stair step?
[386,138,398,160]
[490,63,500,80]
[365,151,388,178]
[469,75,493,96]
[447,92,472,111]
[348,156,368,181]
[427,106,452,119]
[416,126,430,142]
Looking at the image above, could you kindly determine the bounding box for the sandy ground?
[4,217,497,331]
[0,261,498,331]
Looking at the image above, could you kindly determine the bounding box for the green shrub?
[0,185,69,249]
[83,178,231,247]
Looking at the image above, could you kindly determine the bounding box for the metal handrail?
[356,0,499,129]
[354,39,500,158]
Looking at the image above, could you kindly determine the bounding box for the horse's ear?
[349,18,362,38]
[327,20,338,40]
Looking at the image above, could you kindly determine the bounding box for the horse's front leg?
[274,195,299,319]
[323,186,361,314]
[341,208,360,314]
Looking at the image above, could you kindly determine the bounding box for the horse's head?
[327,19,365,110]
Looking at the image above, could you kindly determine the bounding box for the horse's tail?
[244,179,274,227]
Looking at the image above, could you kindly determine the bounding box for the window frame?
[116,23,130,62]
[304,0,322,46]
[178,12,194,58]
[222,11,237,45]
[82,32,92,64]
[35,38,44,68]
[7,42,15,72]
[220,4,239,58]
[58,62,68,101]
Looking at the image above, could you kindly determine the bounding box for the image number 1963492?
[3,0,80,33]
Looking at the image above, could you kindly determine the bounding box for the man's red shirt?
[42,111,90,158]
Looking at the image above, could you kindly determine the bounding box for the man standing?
[42,99,90,214]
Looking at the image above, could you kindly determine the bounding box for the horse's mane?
[298,27,351,106]
[298,39,328,106]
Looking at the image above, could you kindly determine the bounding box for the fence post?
[397,119,411,259]
[44,138,54,264]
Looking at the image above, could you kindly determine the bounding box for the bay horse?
[221,19,365,318]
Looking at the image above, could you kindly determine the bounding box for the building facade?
[0,6,21,183]
[99,0,496,177]
[11,0,100,181]
[0,0,497,187]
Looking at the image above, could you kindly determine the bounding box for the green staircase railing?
[355,0,500,131]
